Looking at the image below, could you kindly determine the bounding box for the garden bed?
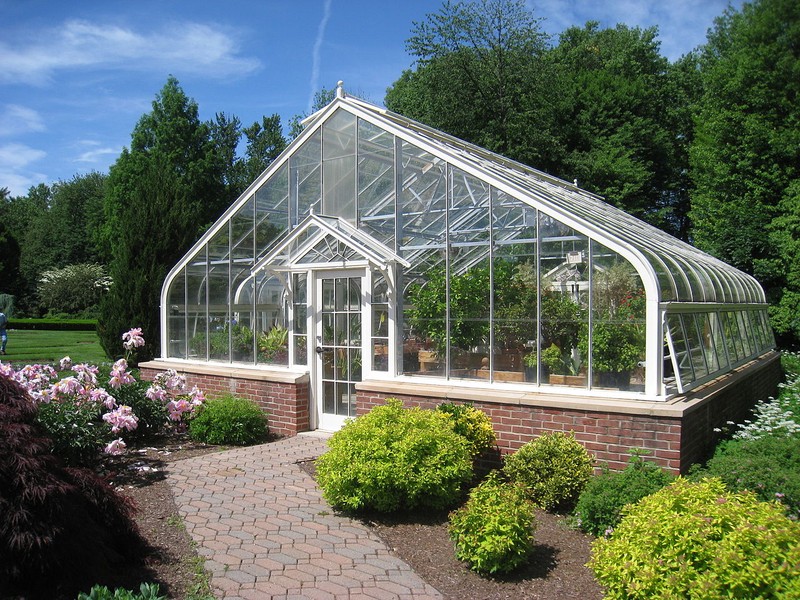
[101,435,602,600]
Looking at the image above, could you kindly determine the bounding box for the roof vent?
[336,80,345,99]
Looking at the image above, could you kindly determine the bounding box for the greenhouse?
[145,83,778,468]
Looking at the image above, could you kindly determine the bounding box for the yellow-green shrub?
[316,399,472,512]
[436,402,496,456]
[502,431,593,510]
[589,477,800,599]
[449,472,536,575]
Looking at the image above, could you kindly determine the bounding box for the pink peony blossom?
[122,328,145,351]
[102,405,139,433]
[59,356,73,371]
[104,438,127,455]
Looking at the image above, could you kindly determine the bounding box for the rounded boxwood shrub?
[695,434,800,518]
[575,453,674,536]
[188,395,268,446]
[436,402,496,456]
[589,477,800,599]
[502,431,593,510]
[449,471,536,575]
[315,398,473,512]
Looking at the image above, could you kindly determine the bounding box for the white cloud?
[308,0,333,114]
[0,19,262,85]
[74,145,120,163]
[0,105,46,137]
[0,143,47,196]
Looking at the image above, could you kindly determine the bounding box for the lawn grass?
[2,329,109,367]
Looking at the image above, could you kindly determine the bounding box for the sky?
[0,0,742,197]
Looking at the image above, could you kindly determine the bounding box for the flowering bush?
[0,328,204,464]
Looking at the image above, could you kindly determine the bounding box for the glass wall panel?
[255,163,288,260]
[403,250,445,377]
[697,313,721,374]
[667,313,694,385]
[207,225,230,361]
[737,311,755,357]
[371,270,389,372]
[589,242,646,391]
[232,278,254,363]
[710,311,730,371]
[684,314,709,380]
[540,213,588,387]
[186,256,207,360]
[398,141,446,256]
[493,191,537,384]
[256,273,288,365]
[230,197,255,363]
[722,311,745,363]
[167,268,187,359]
[357,119,395,247]
[449,167,491,380]
[292,273,308,366]
[290,130,322,226]
[323,110,356,221]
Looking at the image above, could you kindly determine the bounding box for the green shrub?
[502,431,593,510]
[436,402,496,456]
[589,477,800,599]
[315,398,472,512]
[78,583,166,600]
[448,471,536,575]
[36,397,110,466]
[695,434,800,518]
[188,395,268,446]
[574,453,674,536]
[110,380,167,440]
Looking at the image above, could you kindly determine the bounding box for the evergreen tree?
[99,77,229,360]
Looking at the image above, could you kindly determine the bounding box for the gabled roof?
[252,213,410,275]
[293,89,764,306]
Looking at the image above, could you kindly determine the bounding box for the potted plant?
[579,289,645,390]
[258,325,289,365]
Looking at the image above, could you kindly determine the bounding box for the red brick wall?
[358,392,683,472]
[139,366,310,437]
[357,353,782,474]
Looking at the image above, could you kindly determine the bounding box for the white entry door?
[314,270,365,431]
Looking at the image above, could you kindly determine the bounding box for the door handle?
[315,346,324,354]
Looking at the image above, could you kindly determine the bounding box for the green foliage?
[257,325,288,362]
[574,453,674,536]
[690,0,800,347]
[98,77,233,360]
[539,292,583,373]
[110,380,168,439]
[36,397,111,466]
[694,435,800,518]
[502,432,593,510]
[37,263,111,317]
[78,583,166,600]
[315,398,473,512]
[188,395,268,446]
[436,402,496,456]
[0,293,15,317]
[589,477,800,599]
[448,472,537,575]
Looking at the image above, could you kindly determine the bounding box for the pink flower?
[146,385,167,402]
[189,386,205,406]
[104,438,127,455]
[90,387,116,410]
[102,405,139,433]
[59,356,72,370]
[73,363,99,385]
[108,358,135,389]
[122,328,145,351]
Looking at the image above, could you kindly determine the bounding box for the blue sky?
[0,0,741,197]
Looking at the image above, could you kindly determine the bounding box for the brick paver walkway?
[168,432,442,599]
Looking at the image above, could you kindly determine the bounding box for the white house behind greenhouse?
[140,84,780,472]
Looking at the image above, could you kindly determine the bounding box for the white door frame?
[312,268,367,431]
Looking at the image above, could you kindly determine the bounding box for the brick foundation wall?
[139,351,780,473]
[139,364,310,437]
[357,352,782,474]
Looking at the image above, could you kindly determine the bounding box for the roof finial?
[336,80,345,99]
